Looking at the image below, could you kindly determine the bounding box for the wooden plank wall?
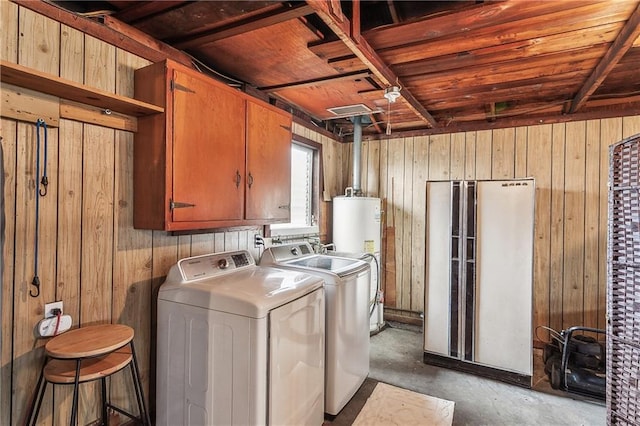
[2,3,639,423]
[347,116,640,340]
[0,5,343,424]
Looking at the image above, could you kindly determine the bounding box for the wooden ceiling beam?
[352,0,361,42]
[171,3,315,49]
[387,0,400,24]
[569,2,640,113]
[306,0,439,128]
[100,15,196,66]
[362,104,640,140]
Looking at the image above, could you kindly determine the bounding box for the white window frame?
[270,137,321,237]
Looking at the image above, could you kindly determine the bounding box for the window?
[271,139,321,236]
[290,144,314,226]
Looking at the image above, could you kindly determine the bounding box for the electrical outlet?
[44,301,63,318]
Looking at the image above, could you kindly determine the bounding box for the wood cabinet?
[133,59,292,231]
[246,100,291,221]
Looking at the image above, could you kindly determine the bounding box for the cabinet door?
[245,101,291,221]
[171,69,246,222]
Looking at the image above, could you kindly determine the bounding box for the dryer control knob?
[291,247,299,256]
[218,258,229,269]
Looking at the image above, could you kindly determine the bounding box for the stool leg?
[101,377,108,425]
[28,364,47,426]
[129,342,151,425]
[70,359,81,426]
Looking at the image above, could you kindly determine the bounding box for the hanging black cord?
[38,119,48,197]
[30,119,46,298]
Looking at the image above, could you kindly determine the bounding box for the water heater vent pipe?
[352,115,363,196]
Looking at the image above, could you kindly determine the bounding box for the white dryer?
[156,250,325,426]
[260,242,370,415]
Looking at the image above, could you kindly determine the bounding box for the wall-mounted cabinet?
[245,100,292,221]
[133,59,292,231]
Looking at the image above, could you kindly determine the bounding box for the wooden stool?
[27,324,150,426]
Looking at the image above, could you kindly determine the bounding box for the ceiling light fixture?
[383,86,402,103]
[383,85,402,135]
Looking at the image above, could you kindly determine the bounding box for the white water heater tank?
[332,196,381,254]
[333,196,383,333]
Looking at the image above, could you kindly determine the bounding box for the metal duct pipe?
[352,115,363,196]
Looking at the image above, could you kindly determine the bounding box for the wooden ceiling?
[53,0,640,139]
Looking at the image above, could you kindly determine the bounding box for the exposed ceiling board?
[377,3,638,66]
[365,1,616,50]
[306,1,619,63]
[391,24,620,78]
[197,19,340,87]
[50,0,640,138]
[169,3,316,49]
[308,38,353,59]
[274,76,385,119]
[598,46,640,89]
[110,1,189,25]
[403,49,606,93]
[569,2,640,112]
[125,1,280,41]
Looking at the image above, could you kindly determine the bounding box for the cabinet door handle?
[235,170,241,188]
[170,200,196,210]
[278,204,290,210]
[247,173,254,188]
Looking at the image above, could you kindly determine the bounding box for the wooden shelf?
[1,60,164,116]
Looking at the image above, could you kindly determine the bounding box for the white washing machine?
[156,250,325,426]
[260,242,370,415]
[325,251,384,334]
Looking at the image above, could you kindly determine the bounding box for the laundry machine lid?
[159,251,324,318]
[260,243,369,278]
[286,256,364,274]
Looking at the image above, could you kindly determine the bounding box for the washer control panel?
[178,250,255,282]
[268,242,314,262]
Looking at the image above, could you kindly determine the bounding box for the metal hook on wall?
[39,177,48,197]
[30,276,40,297]
[36,119,49,197]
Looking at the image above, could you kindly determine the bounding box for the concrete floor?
[330,322,605,425]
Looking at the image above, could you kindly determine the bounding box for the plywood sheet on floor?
[353,382,454,426]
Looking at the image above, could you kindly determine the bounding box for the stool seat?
[28,324,150,425]
[45,324,133,359]
[44,347,132,384]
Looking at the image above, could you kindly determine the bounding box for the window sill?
[269,225,319,238]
